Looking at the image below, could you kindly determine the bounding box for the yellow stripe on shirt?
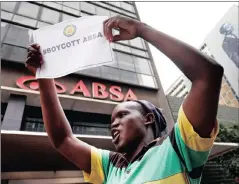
[145,172,189,184]
[177,106,219,152]
[83,146,105,184]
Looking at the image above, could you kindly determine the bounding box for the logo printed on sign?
[63,25,76,37]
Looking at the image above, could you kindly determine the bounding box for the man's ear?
[144,113,155,126]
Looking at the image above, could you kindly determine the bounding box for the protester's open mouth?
[112,130,120,144]
[112,133,120,144]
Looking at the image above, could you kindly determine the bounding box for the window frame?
[17,2,40,19]
[137,73,156,88]
[116,51,136,72]
[12,14,37,27]
[133,56,152,76]
[40,7,61,24]
[1,1,18,12]
[80,2,96,14]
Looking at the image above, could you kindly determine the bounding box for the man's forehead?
[113,101,140,113]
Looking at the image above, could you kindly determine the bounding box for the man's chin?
[114,143,127,153]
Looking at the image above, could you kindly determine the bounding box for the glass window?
[96,6,110,16]
[110,11,118,17]
[62,6,80,16]
[41,8,60,24]
[72,124,110,136]
[24,122,35,131]
[4,24,33,47]
[38,123,46,132]
[134,57,152,75]
[62,13,76,21]
[130,38,144,48]
[118,40,130,45]
[148,61,154,76]
[17,2,39,19]
[79,67,101,77]
[81,2,96,14]
[132,14,138,18]
[1,11,13,20]
[24,118,45,132]
[115,43,131,53]
[1,44,27,63]
[125,11,137,18]
[1,22,8,42]
[141,39,146,49]
[111,6,122,13]
[100,66,120,80]
[1,2,17,12]
[137,74,155,88]
[108,1,121,7]
[90,1,99,5]
[120,70,138,84]
[131,48,148,57]
[63,2,80,9]
[129,3,136,13]
[116,52,135,72]
[13,15,37,27]
[120,2,133,12]
[36,21,51,28]
[80,12,91,17]
[43,2,62,10]
[99,2,111,9]
[92,1,109,9]
[105,51,118,68]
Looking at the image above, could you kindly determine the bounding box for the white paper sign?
[33,16,114,79]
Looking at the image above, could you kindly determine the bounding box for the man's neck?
[125,132,154,163]
[124,141,147,163]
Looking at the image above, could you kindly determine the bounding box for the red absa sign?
[16,76,137,102]
[16,76,67,93]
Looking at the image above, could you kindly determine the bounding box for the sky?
[136,2,238,91]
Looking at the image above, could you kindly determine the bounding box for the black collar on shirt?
[111,135,168,168]
[115,135,167,167]
[129,135,168,163]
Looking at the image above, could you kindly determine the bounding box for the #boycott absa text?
[42,32,103,55]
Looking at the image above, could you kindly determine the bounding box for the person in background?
[26,16,223,184]
[219,22,239,68]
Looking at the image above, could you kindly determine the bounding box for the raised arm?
[104,17,223,137]
[25,44,91,173]
[137,23,223,137]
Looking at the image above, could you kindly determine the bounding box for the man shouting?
[26,16,223,184]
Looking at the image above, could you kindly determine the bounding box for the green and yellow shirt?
[83,106,219,184]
